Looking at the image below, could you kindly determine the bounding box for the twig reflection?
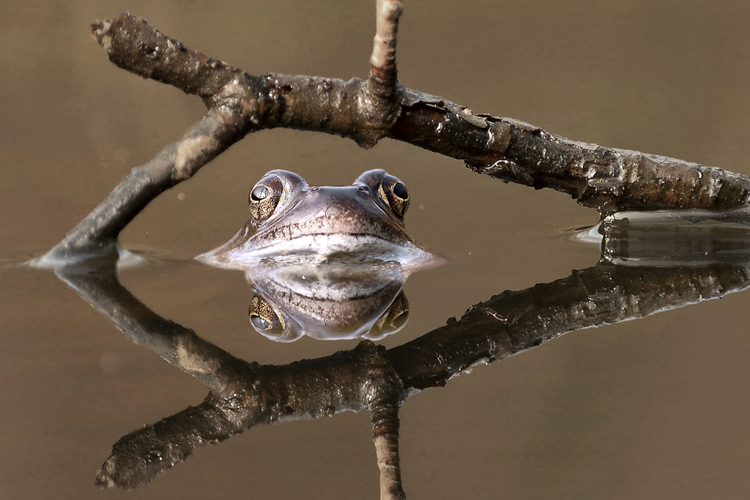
[52,225,750,498]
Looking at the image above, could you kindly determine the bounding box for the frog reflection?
[246,260,410,341]
[196,169,441,271]
[197,169,442,340]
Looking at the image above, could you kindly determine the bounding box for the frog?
[196,169,442,271]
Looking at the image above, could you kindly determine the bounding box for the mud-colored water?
[4,1,750,499]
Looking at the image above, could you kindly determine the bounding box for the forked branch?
[38,1,750,265]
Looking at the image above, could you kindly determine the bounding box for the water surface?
[4,1,750,499]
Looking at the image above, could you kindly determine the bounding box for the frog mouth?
[196,231,439,271]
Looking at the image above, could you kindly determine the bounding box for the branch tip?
[360,0,405,148]
[369,0,402,89]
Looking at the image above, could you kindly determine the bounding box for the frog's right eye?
[249,175,285,221]
[378,174,410,220]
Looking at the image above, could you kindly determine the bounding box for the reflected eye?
[250,314,270,330]
[378,174,410,219]
[249,175,285,222]
[370,291,410,339]
[249,296,285,334]
[390,308,409,329]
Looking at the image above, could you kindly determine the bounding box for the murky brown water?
[4,1,750,498]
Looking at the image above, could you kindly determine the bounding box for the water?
[4,1,750,499]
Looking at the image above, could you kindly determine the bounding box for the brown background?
[3,1,750,498]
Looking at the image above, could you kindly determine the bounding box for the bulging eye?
[249,175,285,222]
[378,174,410,219]
[251,185,270,202]
[249,296,285,335]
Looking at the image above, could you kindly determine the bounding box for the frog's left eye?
[379,174,410,219]
[249,175,285,222]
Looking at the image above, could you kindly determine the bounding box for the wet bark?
[39,3,750,264]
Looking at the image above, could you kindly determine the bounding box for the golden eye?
[378,174,410,219]
[248,175,285,222]
[249,296,285,334]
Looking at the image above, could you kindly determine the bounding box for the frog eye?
[378,174,410,219]
[249,296,285,335]
[249,175,285,222]
[251,185,269,202]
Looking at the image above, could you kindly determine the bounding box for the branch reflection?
[599,208,750,266]
[51,212,750,497]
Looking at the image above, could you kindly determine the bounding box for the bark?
[39,5,750,264]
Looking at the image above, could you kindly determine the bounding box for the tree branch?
[37,9,750,264]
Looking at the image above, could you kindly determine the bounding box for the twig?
[365,0,404,146]
[39,7,750,264]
